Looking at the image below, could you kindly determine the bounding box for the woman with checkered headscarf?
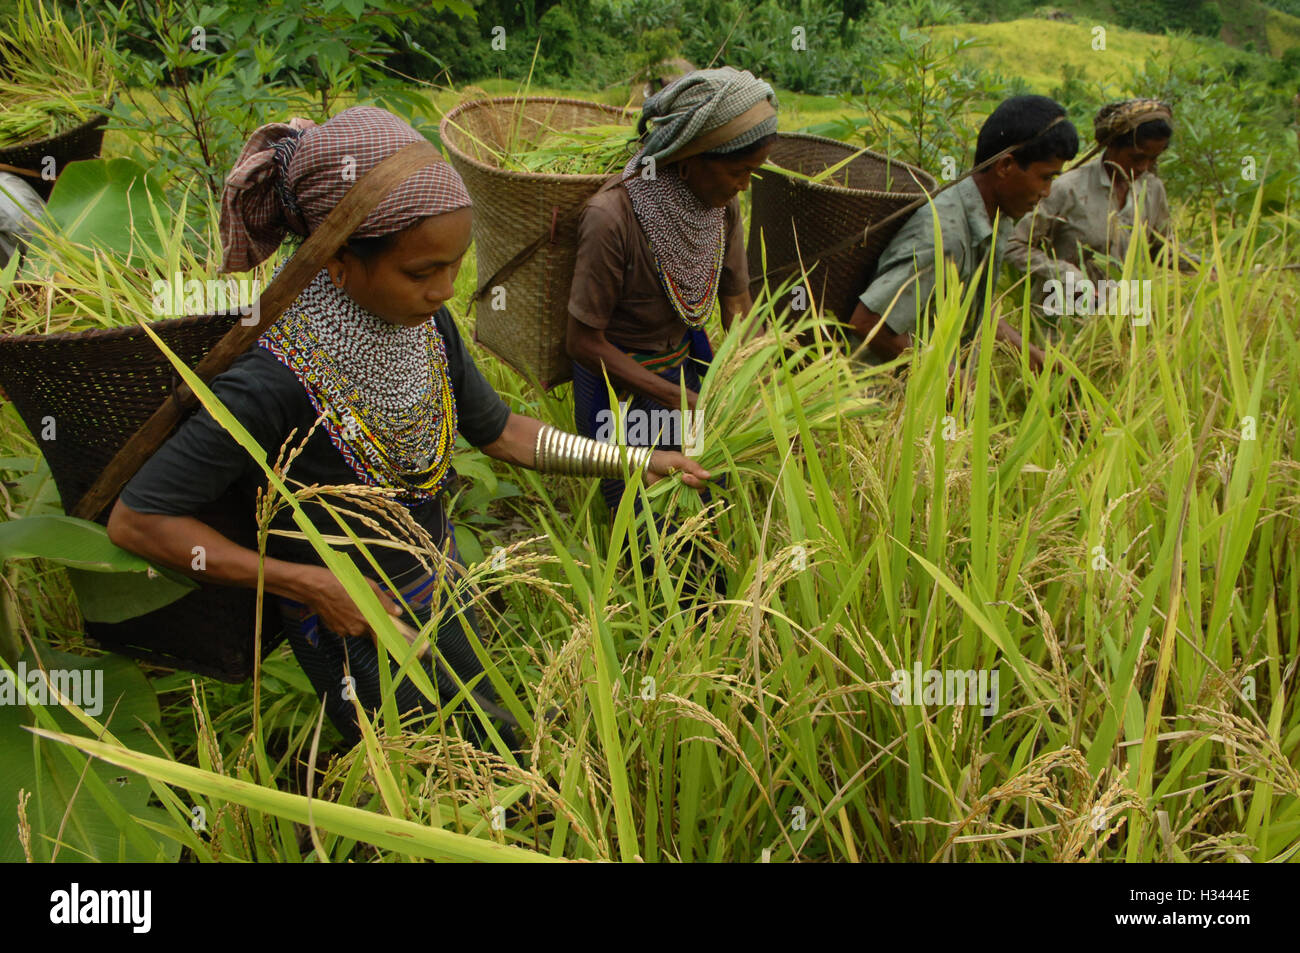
[567,67,779,519]
[1007,99,1200,334]
[107,107,711,749]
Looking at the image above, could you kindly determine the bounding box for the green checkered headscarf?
[637,67,779,166]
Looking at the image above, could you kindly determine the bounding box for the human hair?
[1111,117,1174,150]
[975,95,1079,168]
[701,131,780,161]
[344,217,429,266]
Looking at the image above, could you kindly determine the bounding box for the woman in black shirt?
[107,106,711,746]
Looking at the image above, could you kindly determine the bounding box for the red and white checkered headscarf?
[220,106,471,274]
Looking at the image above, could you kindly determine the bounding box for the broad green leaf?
[0,515,151,571]
[42,158,165,264]
[0,515,195,621]
[0,646,177,863]
[64,567,196,623]
[31,726,556,863]
[454,523,486,567]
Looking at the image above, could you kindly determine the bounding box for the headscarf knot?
[219,106,471,274]
[1093,99,1174,148]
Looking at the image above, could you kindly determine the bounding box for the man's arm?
[851,212,935,361]
[994,318,1045,373]
[1005,191,1071,289]
[847,301,912,361]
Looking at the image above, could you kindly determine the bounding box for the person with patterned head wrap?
[1007,98,1198,336]
[107,106,711,749]
[567,66,778,518]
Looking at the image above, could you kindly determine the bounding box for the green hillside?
[962,0,1300,57]
[1220,0,1300,55]
[1262,4,1300,54]
[930,18,1210,93]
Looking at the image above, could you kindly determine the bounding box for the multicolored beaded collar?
[258,269,458,504]
[648,218,726,329]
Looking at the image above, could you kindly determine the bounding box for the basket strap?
[470,169,635,304]
[72,139,443,521]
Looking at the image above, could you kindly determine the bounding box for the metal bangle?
[533,425,654,479]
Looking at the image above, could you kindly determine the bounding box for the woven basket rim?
[0,309,231,346]
[765,131,937,201]
[0,110,110,159]
[440,96,638,186]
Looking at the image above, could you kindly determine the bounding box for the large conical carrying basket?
[0,141,443,682]
[440,98,636,390]
[0,313,279,681]
[748,133,937,324]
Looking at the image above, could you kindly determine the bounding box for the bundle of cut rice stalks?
[0,0,116,147]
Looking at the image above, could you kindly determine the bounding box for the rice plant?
[6,184,1298,862]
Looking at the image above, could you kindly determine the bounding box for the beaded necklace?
[649,217,726,329]
[258,269,458,504]
[623,154,728,329]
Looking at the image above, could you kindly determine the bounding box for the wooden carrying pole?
[73,140,441,521]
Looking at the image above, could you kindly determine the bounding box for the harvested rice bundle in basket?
[0,229,165,336]
[0,277,129,336]
[440,97,638,390]
[0,229,189,337]
[0,90,107,144]
[0,0,116,197]
[501,123,635,176]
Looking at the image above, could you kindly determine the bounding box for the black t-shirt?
[120,306,511,580]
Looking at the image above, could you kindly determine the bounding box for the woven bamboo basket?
[440,97,636,390]
[0,313,283,681]
[748,133,937,325]
[0,112,109,200]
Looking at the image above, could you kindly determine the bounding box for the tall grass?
[4,164,1299,862]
